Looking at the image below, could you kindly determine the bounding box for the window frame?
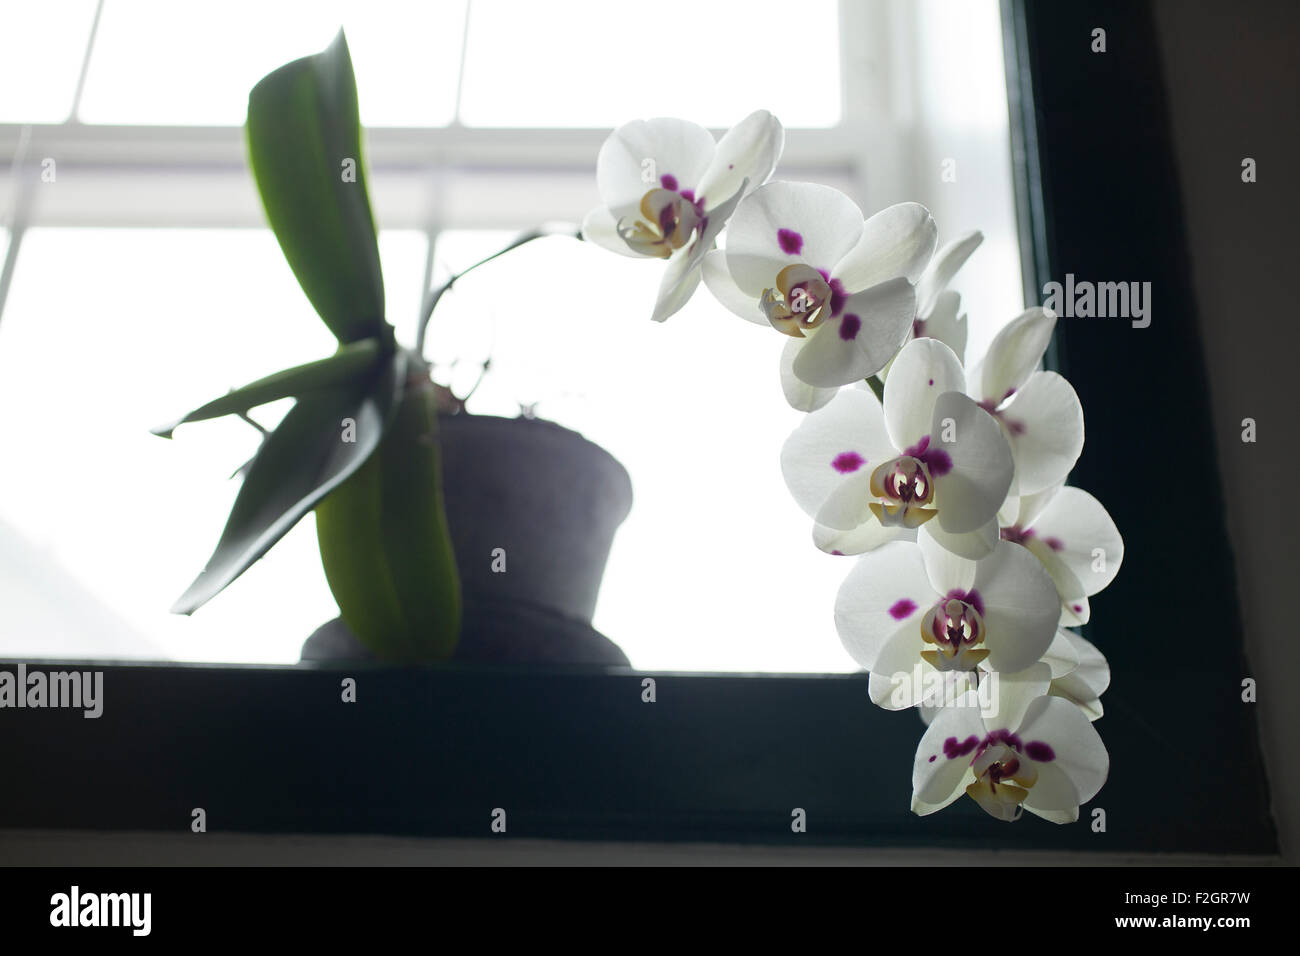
[0,0,1280,854]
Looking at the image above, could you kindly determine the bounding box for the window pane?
[0,0,99,122]
[0,228,426,663]
[78,0,466,126]
[458,0,841,128]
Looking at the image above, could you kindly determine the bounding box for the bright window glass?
[457,0,841,127]
[77,0,467,126]
[0,0,98,122]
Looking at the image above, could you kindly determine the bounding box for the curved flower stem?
[414,223,583,361]
[866,375,885,404]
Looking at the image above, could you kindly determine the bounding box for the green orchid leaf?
[246,29,385,343]
[315,361,461,661]
[170,351,405,615]
[152,337,386,439]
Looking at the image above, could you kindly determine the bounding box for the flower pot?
[301,414,633,666]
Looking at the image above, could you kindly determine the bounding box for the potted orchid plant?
[157,31,1123,825]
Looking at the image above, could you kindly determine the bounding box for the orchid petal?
[596,116,715,219]
[972,540,1060,674]
[702,248,766,323]
[780,389,894,519]
[813,518,902,555]
[916,290,968,364]
[918,516,999,561]
[724,181,865,295]
[1029,486,1124,598]
[1001,371,1085,495]
[882,338,966,451]
[649,181,745,322]
[916,230,983,318]
[973,307,1055,405]
[832,201,937,292]
[1016,695,1109,805]
[983,662,1052,730]
[912,699,986,811]
[791,277,916,388]
[696,109,784,209]
[930,392,1014,535]
[780,337,839,412]
[918,526,978,594]
[835,542,933,670]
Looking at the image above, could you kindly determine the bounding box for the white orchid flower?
[581,110,784,323]
[912,692,1109,822]
[969,307,1085,496]
[834,537,1061,711]
[916,623,1085,726]
[781,337,1013,558]
[1048,629,1110,720]
[1000,482,1124,626]
[703,182,936,402]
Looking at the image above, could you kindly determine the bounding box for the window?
[1,0,1022,670]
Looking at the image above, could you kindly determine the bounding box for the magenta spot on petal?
[903,435,952,477]
[928,755,937,763]
[944,588,985,618]
[1026,741,1056,762]
[928,378,934,386]
[829,278,847,316]
[1043,536,1065,552]
[660,174,678,191]
[657,202,676,234]
[1073,604,1083,613]
[943,735,980,760]
[832,451,865,473]
[777,228,803,255]
[839,314,862,340]
[1001,525,1034,545]
[889,598,918,620]
[728,163,734,170]
[831,550,844,556]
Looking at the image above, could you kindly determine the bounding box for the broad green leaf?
[316,362,461,661]
[152,337,385,438]
[170,351,405,615]
[246,29,385,343]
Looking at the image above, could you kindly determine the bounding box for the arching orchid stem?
[414,223,583,361]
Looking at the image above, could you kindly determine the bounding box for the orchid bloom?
[912,692,1108,823]
[1000,482,1125,627]
[834,537,1061,711]
[781,337,1013,558]
[968,307,1085,496]
[1048,629,1111,720]
[905,230,984,362]
[703,182,935,402]
[581,111,784,323]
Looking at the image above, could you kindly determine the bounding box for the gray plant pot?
[301,413,634,666]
